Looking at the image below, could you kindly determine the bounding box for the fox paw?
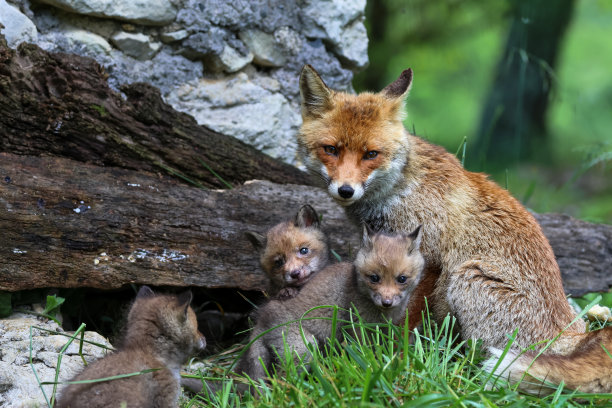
[276,287,300,300]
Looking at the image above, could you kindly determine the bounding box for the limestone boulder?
[0,313,111,408]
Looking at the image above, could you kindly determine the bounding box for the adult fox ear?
[406,224,423,253]
[136,285,155,299]
[245,231,266,251]
[381,68,413,99]
[299,64,333,119]
[295,204,320,229]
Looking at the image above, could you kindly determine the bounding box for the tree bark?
[0,153,360,293]
[0,37,312,189]
[1,153,610,296]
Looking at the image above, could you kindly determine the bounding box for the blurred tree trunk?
[472,0,575,169]
[357,0,389,92]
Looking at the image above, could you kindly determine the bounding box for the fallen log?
[0,37,312,189]
[1,153,610,296]
[0,152,359,292]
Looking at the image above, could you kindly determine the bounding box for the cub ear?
[245,231,266,251]
[176,290,193,317]
[381,68,413,99]
[406,224,423,252]
[299,64,333,119]
[295,204,320,229]
[361,223,377,250]
[136,285,155,299]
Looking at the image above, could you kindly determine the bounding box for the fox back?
[57,286,206,408]
[246,205,329,299]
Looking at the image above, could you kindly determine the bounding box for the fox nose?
[290,269,301,279]
[338,184,354,199]
[381,299,393,308]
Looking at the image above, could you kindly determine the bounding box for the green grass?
[31,294,612,407]
[181,304,612,408]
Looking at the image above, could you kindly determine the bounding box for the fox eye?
[299,247,309,255]
[397,275,408,284]
[369,274,380,283]
[274,258,285,267]
[363,150,378,160]
[323,145,338,156]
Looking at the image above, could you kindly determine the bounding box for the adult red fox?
[296,64,612,395]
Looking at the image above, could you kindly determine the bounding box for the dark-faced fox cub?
[57,286,206,407]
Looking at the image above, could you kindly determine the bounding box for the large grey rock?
[0,313,111,408]
[8,0,368,164]
[0,0,38,47]
[34,0,178,25]
[167,72,302,161]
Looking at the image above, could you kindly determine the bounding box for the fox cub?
[235,225,424,384]
[57,286,206,408]
[246,204,329,299]
[297,64,612,395]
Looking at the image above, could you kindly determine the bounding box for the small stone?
[63,27,112,55]
[111,31,162,60]
[239,29,286,68]
[0,0,38,48]
[160,29,189,43]
[587,304,612,322]
[218,45,253,73]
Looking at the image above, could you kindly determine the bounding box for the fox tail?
[484,327,612,395]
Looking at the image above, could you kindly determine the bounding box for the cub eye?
[397,275,408,284]
[323,145,338,156]
[363,150,378,160]
[299,247,309,255]
[369,274,380,283]
[274,258,285,267]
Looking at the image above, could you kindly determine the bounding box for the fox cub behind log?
[236,226,424,384]
[246,204,330,299]
[57,286,206,408]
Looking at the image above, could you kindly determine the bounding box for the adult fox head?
[298,65,413,206]
[354,225,424,310]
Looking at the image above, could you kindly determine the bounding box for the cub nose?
[197,333,207,350]
[338,185,354,199]
[381,299,393,308]
[290,269,301,279]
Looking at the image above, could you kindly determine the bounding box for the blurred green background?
[354,0,612,224]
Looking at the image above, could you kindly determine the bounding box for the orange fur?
[297,64,610,394]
